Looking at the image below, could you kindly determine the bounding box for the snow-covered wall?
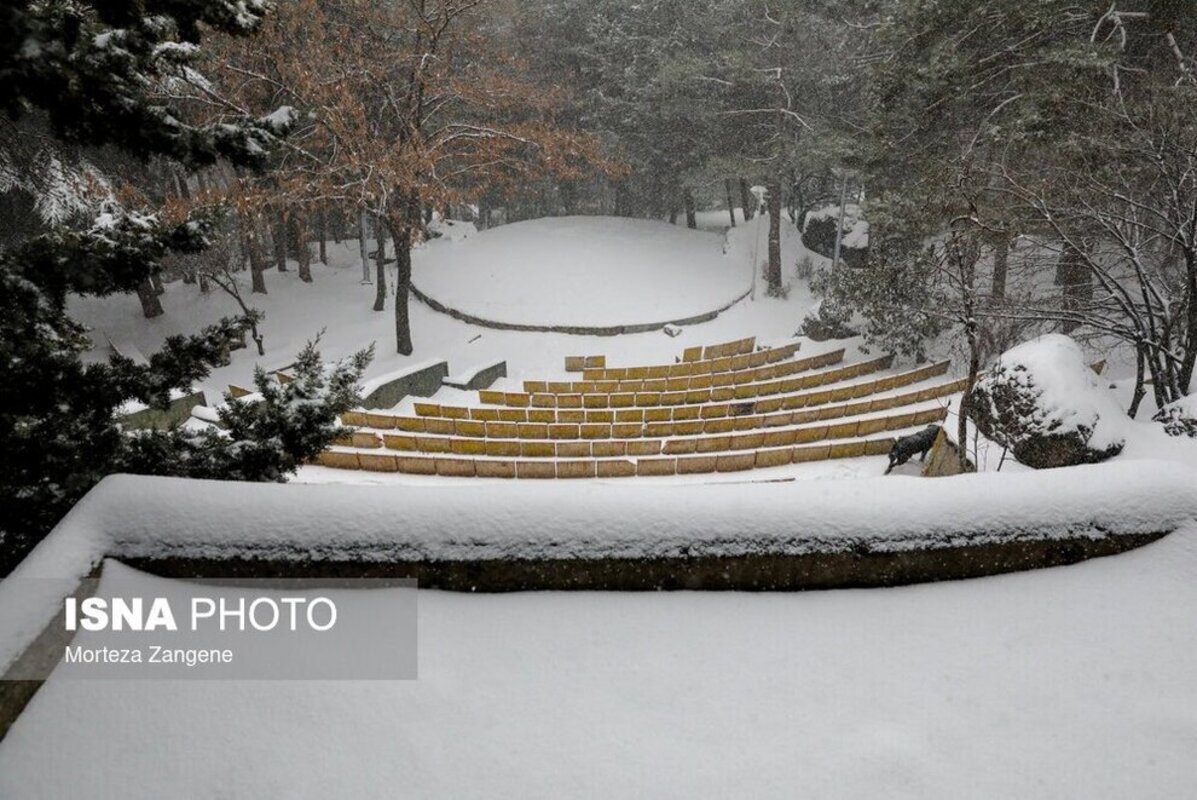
[359,359,448,409]
[2,465,1195,675]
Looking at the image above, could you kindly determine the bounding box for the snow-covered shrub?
[967,335,1127,469]
[800,300,857,341]
[119,340,373,482]
[1153,395,1197,438]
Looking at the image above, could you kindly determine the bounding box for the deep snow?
[3,520,1197,799]
[2,464,1195,676]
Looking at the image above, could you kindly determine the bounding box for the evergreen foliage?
[0,0,288,168]
[120,340,373,482]
[0,1,340,573]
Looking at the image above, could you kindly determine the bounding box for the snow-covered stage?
[411,216,755,332]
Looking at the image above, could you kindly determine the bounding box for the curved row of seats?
[336,403,948,458]
[562,343,801,388]
[478,354,894,409]
[525,346,837,395]
[315,417,946,478]
[563,336,761,377]
[344,361,953,432]
[317,336,962,479]
[345,376,961,447]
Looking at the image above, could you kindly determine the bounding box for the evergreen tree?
[120,340,373,482]
[0,1,363,573]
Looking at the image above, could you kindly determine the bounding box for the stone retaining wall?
[410,283,753,336]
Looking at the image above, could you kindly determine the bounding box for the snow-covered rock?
[801,204,869,267]
[967,335,1128,469]
[423,215,475,243]
[1154,394,1197,438]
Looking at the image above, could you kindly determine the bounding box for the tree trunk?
[151,274,165,295]
[959,322,980,473]
[373,215,387,311]
[477,196,490,230]
[1127,344,1147,419]
[990,233,1009,304]
[137,278,164,318]
[247,226,267,295]
[786,169,799,225]
[739,178,755,220]
[614,181,631,217]
[274,209,288,271]
[683,190,697,229]
[725,179,737,227]
[831,172,849,272]
[198,270,210,293]
[560,181,578,215]
[1056,244,1088,334]
[390,197,418,356]
[668,208,678,225]
[956,230,981,471]
[358,208,371,283]
[765,178,783,296]
[1148,349,1171,411]
[959,309,980,472]
[1180,249,1197,396]
[317,206,328,265]
[295,212,313,283]
[182,270,196,285]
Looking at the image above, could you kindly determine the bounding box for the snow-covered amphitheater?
[3,215,1197,799]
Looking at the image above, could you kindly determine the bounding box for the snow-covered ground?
[65,213,1197,485]
[413,216,753,327]
[68,214,801,406]
[9,213,1197,798]
[4,517,1197,798]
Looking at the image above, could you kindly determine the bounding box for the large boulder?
[801,204,869,268]
[966,335,1127,469]
[1154,394,1197,438]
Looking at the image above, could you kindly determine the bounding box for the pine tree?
[0,0,354,574]
[120,340,373,482]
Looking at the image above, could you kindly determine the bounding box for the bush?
[800,300,857,341]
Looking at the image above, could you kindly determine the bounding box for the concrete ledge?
[443,360,508,391]
[360,361,449,410]
[119,533,1167,591]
